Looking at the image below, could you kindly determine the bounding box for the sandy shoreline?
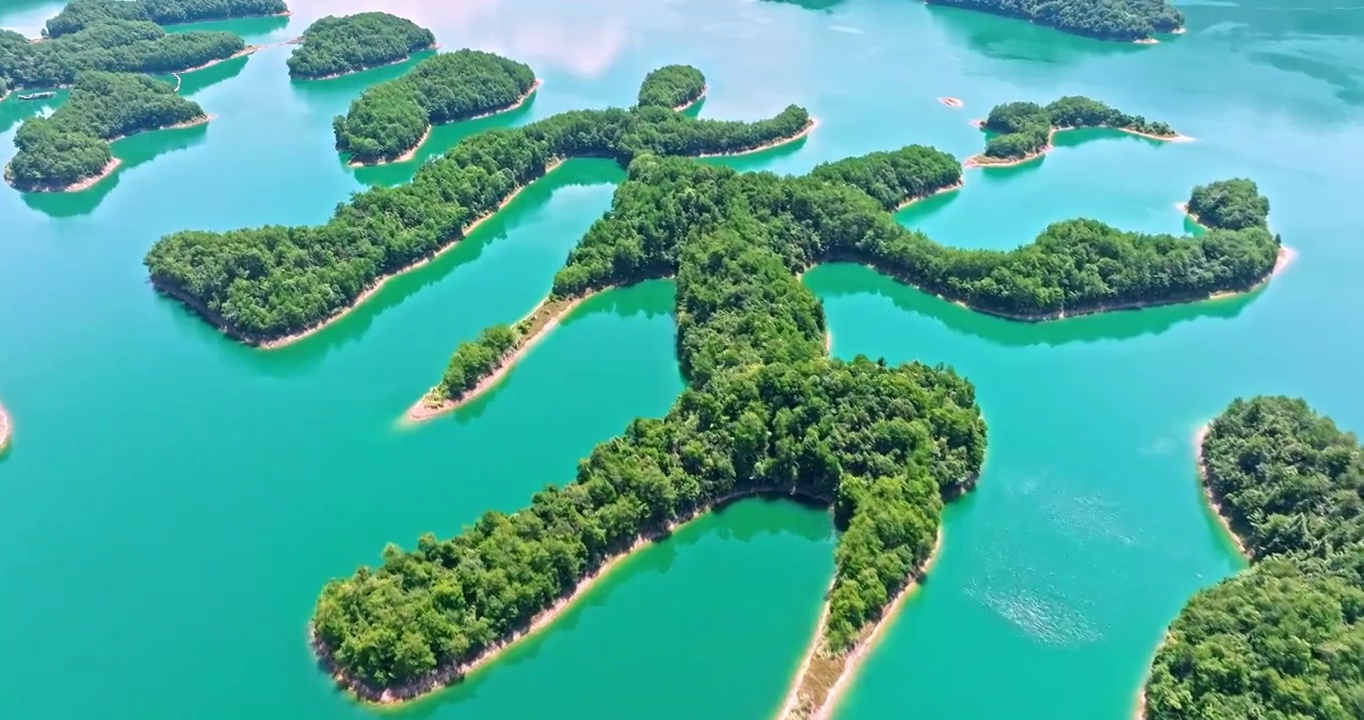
[895,180,963,211]
[176,45,259,75]
[698,117,819,158]
[347,79,541,167]
[180,159,566,349]
[1194,424,1252,558]
[317,487,820,706]
[0,400,11,454]
[775,529,944,720]
[966,123,1188,168]
[673,85,707,111]
[298,43,438,81]
[13,113,213,193]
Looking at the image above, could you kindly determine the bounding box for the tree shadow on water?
[924,5,1148,66]
[166,53,251,96]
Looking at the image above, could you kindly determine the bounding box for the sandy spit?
[697,117,819,158]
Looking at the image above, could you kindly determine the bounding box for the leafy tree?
[978,95,1176,161]
[1187,178,1270,231]
[4,19,246,89]
[636,64,705,109]
[44,0,287,37]
[287,12,436,79]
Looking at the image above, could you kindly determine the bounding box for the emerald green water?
[2,1,1362,718]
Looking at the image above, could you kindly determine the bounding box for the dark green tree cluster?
[926,0,1183,42]
[5,70,204,190]
[310,156,986,691]
[1186,178,1270,231]
[331,50,536,164]
[0,19,245,89]
[144,66,813,341]
[436,325,517,401]
[979,96,1175,160]
[1144,397,1364,719]
[43,0,287,37]
[809,144,962,211]
[287,12,436,79]
[636,64,705,109]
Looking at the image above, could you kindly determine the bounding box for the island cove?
[966,95,1190,168]
[286,11,436,80]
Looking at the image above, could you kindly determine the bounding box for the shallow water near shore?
[2,1,1363,719]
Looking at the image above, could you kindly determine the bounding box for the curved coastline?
[697,117,819,158]
[775,528,944,720]
[346,79,542,168]
[10,113,213,193]
[894,179,962,211]
[1193,424,1251,558]
[296,43,439,81]
[176,45,260,75]
[673,84,707,112]
[154,159,566,349]
[314,488,826,707]
[965,123,1190,168]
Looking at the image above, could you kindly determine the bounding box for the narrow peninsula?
[43,0,288,38]
[144,65,816,347]
[332,50,538,166]
[5,71,209,192]
[926,0,1184,43]
[287,12,436,79]
[1141,397,1364,719]
[968,96,1186,167]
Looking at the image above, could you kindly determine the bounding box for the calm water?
[2,1,1362,718]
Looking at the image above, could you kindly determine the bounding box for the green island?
[1183,177,1271,230]
[969,95,1183,167]
[1140,397,1364,719]
[5,71,208,192]
[330,50,539,166]
[637,64,707,110]
[0,18,249,91]
[42,0,288,38]
[313,151,988,713]
[926,0,1184,43]
[143,65,816,345]
[287,12,436,80]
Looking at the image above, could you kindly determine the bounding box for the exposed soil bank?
[152,160,566,348]
[314,488,825,706]
[1194,424,1252,558]
[673,85,707,111]
[295,43,438,81]
[775,529,944,720]
[8,113,212,193]
[176,46,259,74]
[894,179,963,211]
[698,117,819,158]
[965,123,1189,168]
[346,79,541,167]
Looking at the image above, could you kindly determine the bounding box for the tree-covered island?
[970,96,1183,167]
[926,0,1184,42]
[1141,397,1364,719]
[331,50,539,166]
[637,64,706,110]
[287,12,436,80]
[43,0,288,38]
[144,65,816,346]
[5,71,208,192]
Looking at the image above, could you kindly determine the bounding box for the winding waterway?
[2,0,1363,718]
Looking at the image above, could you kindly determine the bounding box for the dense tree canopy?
[927,0,1184,41]
[145,66,814,341]
[331,50,536,164]
[1144,397,1364,719]
[5,70,204,190]
[287,12,435,79]
[44,0,287,37]
[978,96,1176,161]
[1,18,245,89]
[1187,178,1270,231]
[636,64,705,109]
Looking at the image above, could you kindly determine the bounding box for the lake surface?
[2,1,1362,718]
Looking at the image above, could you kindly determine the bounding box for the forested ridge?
[927,0,1184,41]
[975,96,1177,163]
[5,71,205,191]
[331,50,537,164]
[1144,397,1364,719]
[145,65,815,343]
[287,12,435,79]
[43,0,287,37]
[0,18,245,90]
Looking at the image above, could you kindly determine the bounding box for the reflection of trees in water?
[762,0,848,10]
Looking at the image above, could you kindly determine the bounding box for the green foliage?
[1145,397,1364,719]
[1187,178,1270,231]
[145,67,813,341]
[331,50,536,163]
[44,0,287,37]
[927,0,1184,41]
[809,145,961,211]
[979,95,1175,160]
[636,64,705,109]
[6,70,204,190]
[4,18,245,89]
[287,12,435,79]
[436,325,518,401]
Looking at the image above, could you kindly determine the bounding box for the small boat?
[18,91,56,101]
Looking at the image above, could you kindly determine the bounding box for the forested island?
[43,0,287,37]
[1141,397,1364,719]
[637,64,706,110]
[331,50,538,165]
[5,71,207,192]
[145,65,816,345]
[0,19,248,90]
[970,96,1182,166]
[926,0,1184,42]
[1184,178,1270,230]
[287,12,436,79]
[312,147,988,709]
